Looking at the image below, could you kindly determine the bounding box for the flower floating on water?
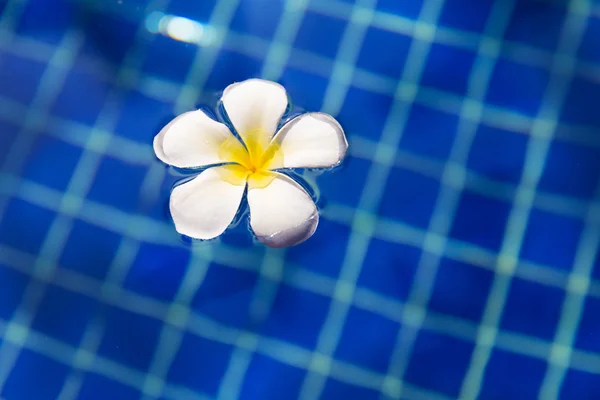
[154,79,348,247]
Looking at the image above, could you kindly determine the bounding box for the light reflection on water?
[145,11,217,47]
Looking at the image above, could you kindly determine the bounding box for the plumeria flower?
[154,79,348,247]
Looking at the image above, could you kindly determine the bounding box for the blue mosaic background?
[1,0,600,399]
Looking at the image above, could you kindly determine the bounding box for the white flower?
[154,79,348,248]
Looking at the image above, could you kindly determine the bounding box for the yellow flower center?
[217,129,283,188]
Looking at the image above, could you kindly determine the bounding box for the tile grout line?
[56,236,141,400]
[0,92,594,223]
[298,0,445,398]
[538,177,600,392]
[214,250,285,400]
[379,0,517,398]
[3,241,600,380]
[296,0,381,398]
[0,0,596,396]
[81,0,600,97]
[16,1,173,398]
[319,0,376,117]
[215,0,309,398]
[0,317,210,400]
[0,311,443,400]
[138,1,245,398]
[260,0,309,81]
[2,169,598,304]
[0,29,85,390]
[0,0,27,50]
[2,32,600,149]
[139,248,212,400]
[0,2,596,396]
[173,0,242,114]
[458,1,591,398]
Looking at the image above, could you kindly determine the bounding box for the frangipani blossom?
[154,79,348,248]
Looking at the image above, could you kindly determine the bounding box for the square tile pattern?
[0,0,599,399]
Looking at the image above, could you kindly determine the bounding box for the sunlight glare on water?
[145,11,216,46]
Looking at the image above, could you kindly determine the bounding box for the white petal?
[247,173,318,248]
[154,109,241,168]
[170,166,246,240]
[221,79,288,146]
[270,113,348,169]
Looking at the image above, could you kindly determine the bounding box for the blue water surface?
[0,0,600,399]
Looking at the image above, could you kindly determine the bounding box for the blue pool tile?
[0,198,55,255]
[404,330,473,397]
[428,258,494,322]
[165,0,216,21]
[358,239,420,301]
[59,219,121,279]
[335,306,401,373]
[0,120,19,166]
[500,277,563,341]
[356,27,411,79]
[561,77,600,126]
[578,16,600,64]
[467,124,528,184]
[262,283,331,349]
[219,218,262,249]
[486,59,549,116]
[86,156,147,212]
[503,0,564,51]
[167,332,233,396]
[144,171,180,222]
[575,296,600,354]
[450,191,510,251]
[294,11,346,59]
[205,49,263,93]
[78,372,142,400]
[287,219,351,279]
[520,209,583,271]
[78,11,138,66]
[0,266,28,320]
[240,354,306,400]
[230,0,283,40]
[439,0,495,33]
[560,369,600,400]
[338,87,393,141]
[0,53,46,105]
[375,0,423,18]
[538,140,600,199]
[124,242,190,302]
[479,349,547,400]
[114,89,173,143]
[322,379,379,400]
[2,348,69,400]
[141,36,197,83]
[595,256,600,282]
[400,104,459,161]
[378,167,440,229]
[1,0,599,398]
[420,43,476,96]
[281,67,330,111]
[16,0,71,44]
[31,286,96,345]
[98,306,163,371]
[318,155,370,209]
[22,135,82,191]
[191,263,258,329]
[51,69,110,125]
